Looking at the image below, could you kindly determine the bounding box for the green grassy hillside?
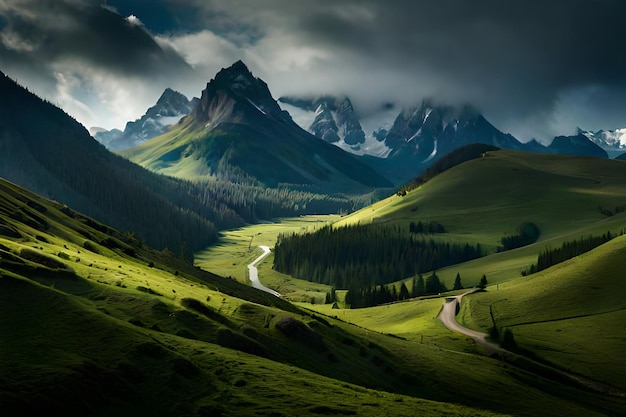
[457,234,626,390]
[120,116,211,178]
[336,150,626,250]
[324,149,626,291]
[324,151,626,389]
[4,175,625,415]
[3,272,513,417]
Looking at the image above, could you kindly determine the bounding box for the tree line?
[522,231,617,276]
[273,223,482,289]
[409,220,446,234]
[344,271,447,308]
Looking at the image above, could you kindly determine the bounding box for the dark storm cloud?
[2,0,625,138]
[292,0,626,84]
[0,0,196,128]
[171,0,626,139]
[0,0,191,76]
[101,0,186,33]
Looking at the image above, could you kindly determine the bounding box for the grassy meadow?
[195,215,339,302]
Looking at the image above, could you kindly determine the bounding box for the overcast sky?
[1,0,626,142]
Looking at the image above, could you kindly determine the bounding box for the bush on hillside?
[498,222,540,252]
[275,316,326,351]
[136,286,162,296]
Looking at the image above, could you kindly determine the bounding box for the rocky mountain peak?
[578,126,626,158]
[213,60,256,90]
[148,88,192,118]
[277,95,366,146]
[193,60,287,124]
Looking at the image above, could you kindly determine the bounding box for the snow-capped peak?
[580,127,626,151]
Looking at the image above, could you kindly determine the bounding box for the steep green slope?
[3,273,518,417]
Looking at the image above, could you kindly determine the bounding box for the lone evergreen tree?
[453,272,463,290]
[500,328,517,350]
[478,274,488,290]
[325,286,337,304]
[399,283,410,300]
[413,274,425,297]
[425,271,441,294]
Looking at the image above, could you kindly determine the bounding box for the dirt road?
[247,245,281,297]
[439,291,501,353]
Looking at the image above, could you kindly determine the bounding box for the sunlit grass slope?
[458,234,626,390]
[120,117,215,179]
[300,294,626,417]
[387,209,626,290]
[3,272,515,417]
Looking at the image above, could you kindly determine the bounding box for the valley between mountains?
[2,60,626,417]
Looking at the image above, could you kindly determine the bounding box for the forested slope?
[0,72,371,255]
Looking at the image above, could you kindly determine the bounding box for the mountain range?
[103,69,612,187]
[120,61,393,191]
[279,95,611,179]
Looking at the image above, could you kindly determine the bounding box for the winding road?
[438,291,501,353]
[247,245,281,298]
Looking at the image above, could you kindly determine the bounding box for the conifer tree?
[453,272,463,290]
[399,283,410,300]
[478,274,488,290]
[426,271,441,294]
[414,274,425,296]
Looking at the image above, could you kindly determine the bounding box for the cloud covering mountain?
[2,0,626,142]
